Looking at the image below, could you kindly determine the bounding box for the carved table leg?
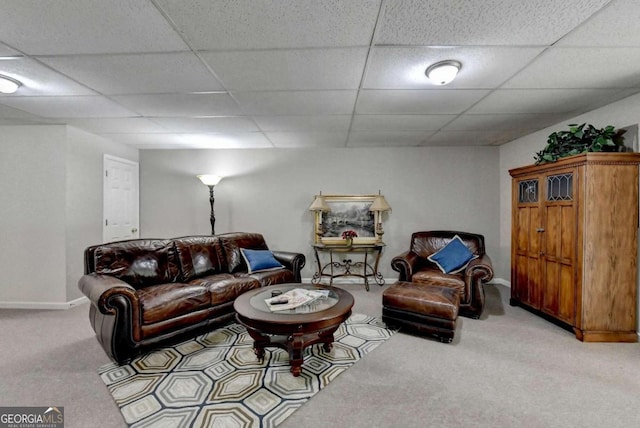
[288,332,305,377]
[245,327,269,363]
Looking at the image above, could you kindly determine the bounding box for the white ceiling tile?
[39,53,224,94]
[351,114,454,131]
[0,0,189,55]
[150,117,259,133]
[0,43,20,57]
[0,96,135,118]
[201,48,368,90]
[254,115,351,132]
[364,46,544,89]
[443,113,568,131]
[348,131,433,147]
[504,47,640,88]
[65,118,168,134]
[178,132,273,149]
[356,90,489,114]
[558,0,640,47]
[375,0,610,45]
[266,131,348,147]
[423,130,524,146]
[469,88,631,114]
[233,91,357,115]
[0,103,45,119]
[0,57,96,96]
[155,0,380,49]
[112,93,242,117]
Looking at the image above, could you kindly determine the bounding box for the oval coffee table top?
[234,283,354,326]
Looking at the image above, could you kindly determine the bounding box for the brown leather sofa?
[390,231,494,319]
[78,232,305,364]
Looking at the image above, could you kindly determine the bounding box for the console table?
[311,242,385,291]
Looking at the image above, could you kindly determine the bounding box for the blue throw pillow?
[240,248,284,273]
[427,235,478,274]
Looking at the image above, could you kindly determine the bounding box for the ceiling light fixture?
[0,74,21,94]
[425,60,461,86]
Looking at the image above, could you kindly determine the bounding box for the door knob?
[132,228,138,233]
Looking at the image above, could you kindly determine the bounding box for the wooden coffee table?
[234,284,354,376]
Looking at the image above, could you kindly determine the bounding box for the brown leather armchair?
[391,231,494,319]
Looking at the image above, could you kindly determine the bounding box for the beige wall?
[140,146,501,281]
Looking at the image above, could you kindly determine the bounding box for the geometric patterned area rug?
[98,313,395,427]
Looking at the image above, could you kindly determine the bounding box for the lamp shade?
[0,75,21,94]
[425,60,461,86]
[197,174,222,186]
[369,195,391,212]
[309,194,330,211]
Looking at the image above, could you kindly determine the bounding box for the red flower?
[341,230,358,239]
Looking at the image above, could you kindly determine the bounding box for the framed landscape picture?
[314,194,378,244]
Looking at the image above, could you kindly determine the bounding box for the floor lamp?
[197,175,222,235]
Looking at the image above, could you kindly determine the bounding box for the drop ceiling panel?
[424,130,524,146]
[504,47,640,88]
[469,88,633,114]
[443,113,568,131]
[266,131,348,147]
[0,0,189,55]
[107,132,272,149]
[0,57,96,96]
[0,103,44,119]
[557,0,640,47]
[112,93,242,117]
[39,53,224,94]
[154,0,381,50]
[233,91,357,115]
[150,117,260,133]
[348,131,434,147]
[364,46,545,89]
[201,48,368,91]
[253,115,352,132]
[65,118,168,133]
[356,90,489,114]
[0,96,136,118]
[375,0,611,45]
[351,114,455,131]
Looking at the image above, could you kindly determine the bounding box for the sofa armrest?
[465,254,494,283]
[78,273,139,315]
[391,251,420,281]
[272,250,306,283]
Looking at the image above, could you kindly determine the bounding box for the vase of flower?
[341,230,357,246]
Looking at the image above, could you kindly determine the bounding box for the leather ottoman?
[382,281,460,343]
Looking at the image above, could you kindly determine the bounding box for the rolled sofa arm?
[272,251,306,283]
[78,274,141,363]
[390,251,420,281]
[465,254,494,283]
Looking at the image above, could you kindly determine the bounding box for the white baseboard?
[0,296,89,310]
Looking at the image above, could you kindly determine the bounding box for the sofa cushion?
[237,269,295,287]
[190,275,260,305]
[219,232,269,273]
[93,240,180,289]
[174,236,223,281]
[427,235,478,274]
[137,282,210,325]
[240,248,284,273]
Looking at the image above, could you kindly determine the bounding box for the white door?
[103,155,139,242]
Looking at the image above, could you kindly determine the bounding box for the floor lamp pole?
[208,185,216,235]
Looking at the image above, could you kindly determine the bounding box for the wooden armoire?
[509,152,640,342]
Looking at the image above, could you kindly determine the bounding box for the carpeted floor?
[98,314,394,427]
[1,283,640,428]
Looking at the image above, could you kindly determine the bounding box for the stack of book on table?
[264,288,329,311]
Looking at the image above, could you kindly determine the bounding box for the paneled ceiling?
[0,0,638,149]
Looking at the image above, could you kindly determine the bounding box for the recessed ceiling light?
[0,74,21,94]
[425,60,461,86]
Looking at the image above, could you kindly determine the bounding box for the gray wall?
[140,146,501,281]
[0,125,138,307]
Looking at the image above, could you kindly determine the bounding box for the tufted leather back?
[91,239,180,289]
[410,231,485,259]
[173,236,224,281]
[218,232,269,273]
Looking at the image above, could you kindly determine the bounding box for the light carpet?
[98,313,394,427]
